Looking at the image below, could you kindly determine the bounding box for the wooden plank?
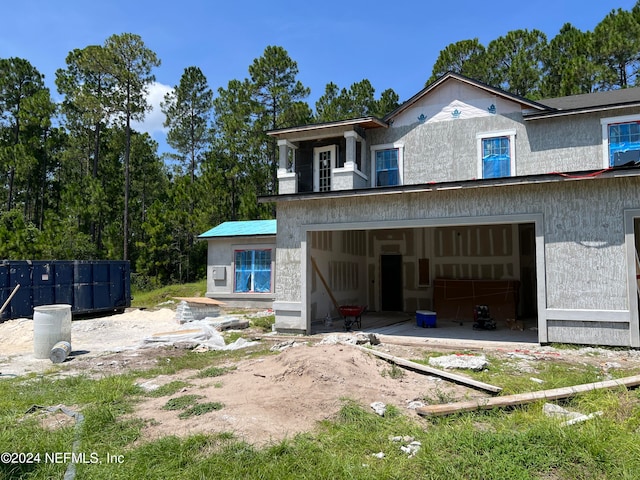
[152,329,203,337]
[635,248,640,298]
[353,345,502,394]
[310,256,340,312]
[417,374,640,417]
[0,284,20,316]
[174,297,226,306]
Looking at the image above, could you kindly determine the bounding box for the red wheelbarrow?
[339,305,367,331]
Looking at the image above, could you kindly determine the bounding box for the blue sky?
[1,0,636,153]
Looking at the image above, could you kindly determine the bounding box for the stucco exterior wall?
[364,103,640,187]
[273,176,640,345]
[205,236,276,308]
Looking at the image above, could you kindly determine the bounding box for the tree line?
[0,4,639,287]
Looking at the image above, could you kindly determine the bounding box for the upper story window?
[476,130,516,179]
[234,249,272,293]
[371,143,404,187]
[601,114,640,167]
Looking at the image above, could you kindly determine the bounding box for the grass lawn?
[2,281,640,479]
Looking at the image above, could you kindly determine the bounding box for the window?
[476,130,516,179]
[234,249,272,293]
[371,144,403,187]
[601,115,640,167]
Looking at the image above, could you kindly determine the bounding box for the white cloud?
[132,81,173,136]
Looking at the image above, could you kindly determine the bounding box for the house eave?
[524,101,640,120]
[198,233,276,240]
[259,165,640,203]
[266,117,388,138]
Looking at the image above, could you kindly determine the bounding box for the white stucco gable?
[391,81,525,128]
[384,72,548,128]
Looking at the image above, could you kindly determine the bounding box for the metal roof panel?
[198,220,277,238]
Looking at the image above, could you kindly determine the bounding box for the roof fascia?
[267,117,387,139]
[524,101,640,120]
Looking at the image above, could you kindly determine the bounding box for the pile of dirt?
[132,342,477,445]
[4,308,640,447]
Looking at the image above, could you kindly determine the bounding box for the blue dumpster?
[0,260,131,321]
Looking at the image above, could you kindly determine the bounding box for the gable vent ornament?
[452,109,461,119]
[417,113,426,123]
[488,104,496,114]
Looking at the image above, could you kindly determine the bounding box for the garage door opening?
[308,221,539,343]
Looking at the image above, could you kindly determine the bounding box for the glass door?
[314,146,335,192]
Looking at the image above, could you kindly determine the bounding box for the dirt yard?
[2,308,640,446]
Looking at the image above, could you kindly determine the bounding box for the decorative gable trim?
[384,72,549,123]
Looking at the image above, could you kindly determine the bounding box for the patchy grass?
[381,363,405,379]
[250,314,276,332]
[178,402,225,419]
[196,366,236,379]
[3,346,640,479]
[144,380,192,398]
[163,394,203,411]
[131,280,207,309]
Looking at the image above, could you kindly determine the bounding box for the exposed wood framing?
[353,344,503,394]
[417,374,640,417]
[310,256,340,311]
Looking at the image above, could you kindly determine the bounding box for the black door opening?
[381,254,403,311]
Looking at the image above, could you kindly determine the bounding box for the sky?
[1,0,637,153]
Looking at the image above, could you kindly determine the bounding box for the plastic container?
[416,310,437,328]
[33,304,72,359]
[50,341,72,363]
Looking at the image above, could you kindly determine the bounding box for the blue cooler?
[416,310,437,328]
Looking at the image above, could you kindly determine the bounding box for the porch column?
[344,131,361,169]
[277,139,296,173]
[277,139,298,194]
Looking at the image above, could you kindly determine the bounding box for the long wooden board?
[417,374,640,417]
[353,344,502,394]
[174,297,226,306]
[310,256,340,312]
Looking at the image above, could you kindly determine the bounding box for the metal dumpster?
[0,260,131,321]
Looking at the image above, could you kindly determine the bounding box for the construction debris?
[143,320,258,351]
[353,345,502,394]
[400,441,422,458]
[175,300,221,323]
[428,354,489,371]
[543,403,604,427]
[371,401,387,416]
[417,374,640,417]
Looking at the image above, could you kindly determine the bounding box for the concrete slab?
[310,311,540,350]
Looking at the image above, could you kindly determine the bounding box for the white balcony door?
[314,145,335,192]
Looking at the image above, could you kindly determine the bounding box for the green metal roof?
[198,220,277,238]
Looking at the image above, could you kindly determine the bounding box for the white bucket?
[33,304,72,359]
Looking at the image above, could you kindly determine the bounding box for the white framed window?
[476,130,516,179]
[313,145,335,192]
[371,143,404,187]
[601,114,640,168]
[233,249,273,293]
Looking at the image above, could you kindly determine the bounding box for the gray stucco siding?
[274,176,639,317]
[362,107,639,188]
[205,235,276,308]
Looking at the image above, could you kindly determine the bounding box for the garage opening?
[308,221,539,342]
